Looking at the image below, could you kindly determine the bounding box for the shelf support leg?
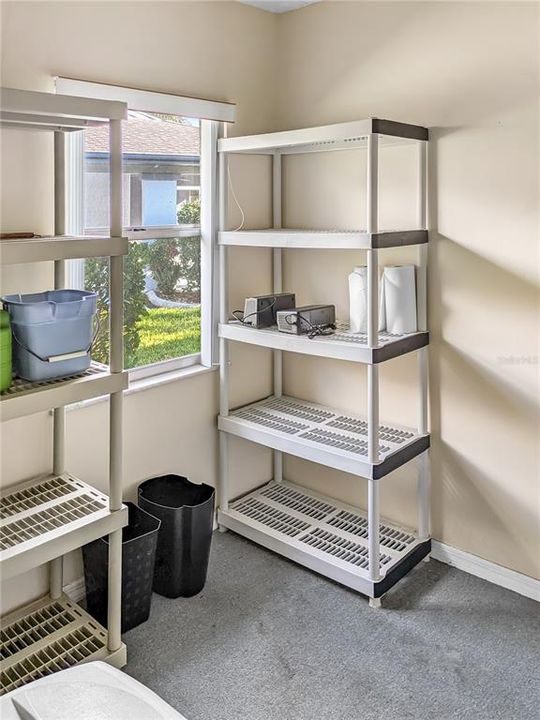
[417,451,430,541]
[366,133,380,465]
[273,151,283,483]
[218,146,230,519]
[107,117,124,653]
[368,478,380,583]
[367,248,379,464]
[416,140,430,547]
[50,136,66,601]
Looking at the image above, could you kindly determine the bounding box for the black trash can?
[82,502,161,633]
[138,474,215,598]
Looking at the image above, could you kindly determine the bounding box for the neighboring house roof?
[84,111,200,156]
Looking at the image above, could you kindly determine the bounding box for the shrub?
[85,242,148,367]
[177,236,201,298]
[146,238,182,298]
[177,197,200,225]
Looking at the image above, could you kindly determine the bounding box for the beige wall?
[0,0,277,613]
[276,0,540,579]
[0,1,538,614]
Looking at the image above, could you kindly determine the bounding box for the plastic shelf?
[0,593,126,695]
[0,235,128,265]
[218,480,430,598]
[218,118,428,154]
[218,228,427,249]
[0,87,126,133]
[0,363,128,423]
[219,321,429,364]
[0,473,128,581]
[218,395,429,480]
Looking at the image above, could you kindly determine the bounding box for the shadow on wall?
[427,128,539,576]
[434,442,539,576]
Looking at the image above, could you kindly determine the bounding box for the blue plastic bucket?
[2,290,98,381]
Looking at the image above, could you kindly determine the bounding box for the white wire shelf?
[0,593,126,695]
[0,473,128,581]
[0,87,127,133]
[218,228,427,249]
[219,322,429,364]
[218,118,428,154]
[0,363,128,423]
[218,480,430,598]
[0,235,128,265]
[219,395,429,480]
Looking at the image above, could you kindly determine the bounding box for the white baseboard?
[63,542,539,605]
[431,540,540,602]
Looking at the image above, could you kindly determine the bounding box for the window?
[58,79,233,380]
[81,111,202,374]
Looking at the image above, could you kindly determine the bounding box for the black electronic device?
[240,293,296,328]
[276,305,336,336]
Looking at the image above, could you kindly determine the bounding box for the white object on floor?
[348,266,385,333]
[382,265,418,334]
[0,661,187,720]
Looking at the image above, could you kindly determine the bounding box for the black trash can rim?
[138,475,215,510]
[96,501,161,547]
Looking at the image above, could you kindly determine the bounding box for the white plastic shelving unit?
[0,87,128,693]
[216,118,431,605]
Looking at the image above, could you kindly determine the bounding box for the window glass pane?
[81,110,202,369]
[84,236,201,370]
[83,111,200,233]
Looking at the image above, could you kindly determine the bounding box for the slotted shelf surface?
[0,362,128,422]
[218,480,423,596]
[0,593,126,695]
[219,395,429,479]
[0,473,127,580]
[220,321,429,363]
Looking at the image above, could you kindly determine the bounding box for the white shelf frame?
[0,593,126,696]
[218,480,431,598]
[0,235,128,265]
[0,88,128,688]
[0,363,128,423]
[0,473,128,581]
[217,119,430,601]
[219,321,429,364]
[218,394,430,480]
[218,228,428,249]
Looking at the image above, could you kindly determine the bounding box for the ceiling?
[238,1,320,14]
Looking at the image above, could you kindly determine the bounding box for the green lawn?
[128,306,201,369]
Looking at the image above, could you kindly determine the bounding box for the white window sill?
[65,363,216,412]
[127,362,216,395]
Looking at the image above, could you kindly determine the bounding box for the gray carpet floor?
[124,531,539,720]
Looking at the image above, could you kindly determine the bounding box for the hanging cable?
[227,162,245,231]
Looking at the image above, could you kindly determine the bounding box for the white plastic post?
[366,132,379,349]
[416,140,430,541]
[366,133,380,465]
[366,133,381,583]
[50,133,66,601]
[218,147,230,513]
[107,118,123,653]
[417,451,430,540]
[273,151,283,482]
[368,479,380,582]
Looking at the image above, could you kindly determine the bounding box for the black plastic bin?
[138,475,215,598]
[82,502,161,633]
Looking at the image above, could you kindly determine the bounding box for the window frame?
[61,83,222,381]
